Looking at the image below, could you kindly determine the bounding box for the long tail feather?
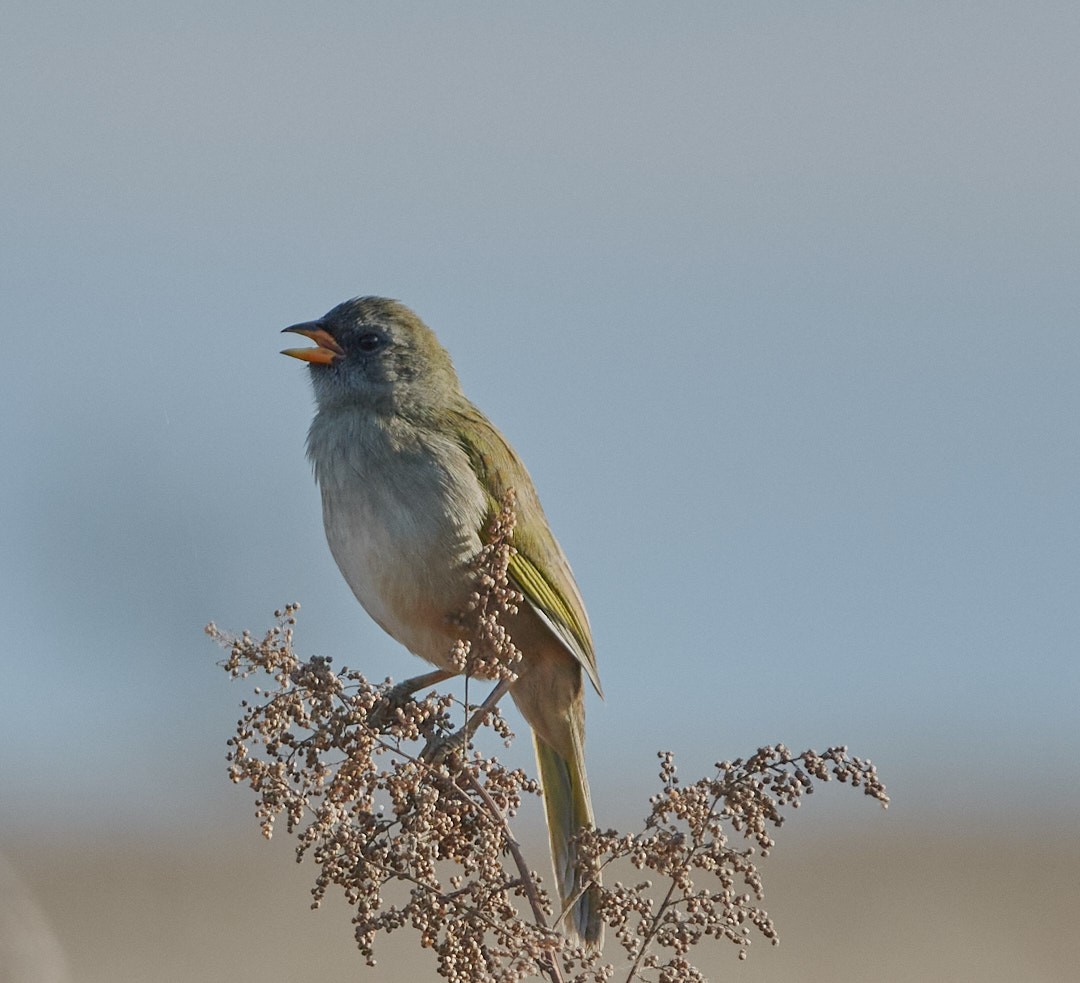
[534,733,602,949]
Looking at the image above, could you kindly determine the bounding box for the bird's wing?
[450,404,602,696]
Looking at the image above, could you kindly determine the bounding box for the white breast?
[310,411,488,667]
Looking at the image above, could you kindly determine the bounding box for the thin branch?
[460,765,566,983]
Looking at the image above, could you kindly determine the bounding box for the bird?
[281,296,602,947]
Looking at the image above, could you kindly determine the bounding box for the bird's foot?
[365,681,415,733]
[420,727,471,767]
[418,676,514,765]
[365,669,455,734]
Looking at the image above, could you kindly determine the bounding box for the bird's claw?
[365,681,416,733]
[421,728,470,766]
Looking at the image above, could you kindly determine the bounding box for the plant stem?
[461,767,566,983]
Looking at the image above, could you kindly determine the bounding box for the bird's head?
[282,296,460,416]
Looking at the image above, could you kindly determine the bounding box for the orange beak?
[281,322,345,365]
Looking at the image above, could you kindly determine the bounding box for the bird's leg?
[422,676,514,764]
[389,668,457,699]
[367,668,457,732]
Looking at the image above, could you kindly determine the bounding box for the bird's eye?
[356,331,385,353]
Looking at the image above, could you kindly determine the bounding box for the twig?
[461,766,566,983]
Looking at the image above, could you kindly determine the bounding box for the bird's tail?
[534,729,603,950]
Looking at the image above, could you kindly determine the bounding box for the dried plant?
[208,497,888,982]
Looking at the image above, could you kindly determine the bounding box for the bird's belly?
[319,478,484,669]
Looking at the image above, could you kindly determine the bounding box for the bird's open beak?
[281,322,345,364]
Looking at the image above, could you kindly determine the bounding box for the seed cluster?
[208,495,888,982]
[452,488,526,685]
[577,746,888,977]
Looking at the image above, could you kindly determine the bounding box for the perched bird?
[282,296,602,947]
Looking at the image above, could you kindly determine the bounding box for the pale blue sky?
[2,2,1077,836]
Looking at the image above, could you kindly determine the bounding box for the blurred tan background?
[6,815,1078,982]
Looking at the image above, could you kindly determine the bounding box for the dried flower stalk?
[209,495,888,982]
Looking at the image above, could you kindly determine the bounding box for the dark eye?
[356,331,385,353]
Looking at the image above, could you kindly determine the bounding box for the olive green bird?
[282,296,603,947]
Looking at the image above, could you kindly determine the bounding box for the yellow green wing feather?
[450,403,602,696]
